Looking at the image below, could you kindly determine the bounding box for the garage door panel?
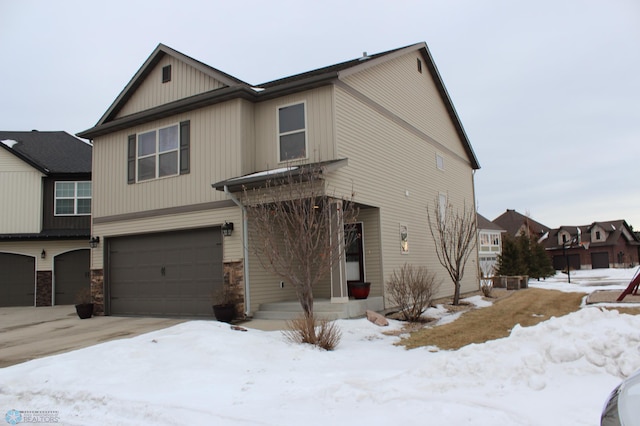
[0,253,35,307]
[54,250,90,305]
[108,227,223,316]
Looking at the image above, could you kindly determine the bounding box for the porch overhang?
[211,158,348,193]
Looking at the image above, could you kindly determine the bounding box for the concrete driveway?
[0,306,185,368]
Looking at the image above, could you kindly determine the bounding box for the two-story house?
[0,131,92,307]
[546,220,640,270]
[477,213,505,278]
[78,42,481,318]
[492,209,551,242]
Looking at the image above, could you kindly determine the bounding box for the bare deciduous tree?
[242,164,358,322]
[427,199,477,305]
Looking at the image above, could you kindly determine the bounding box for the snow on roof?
[226,166,298,182]
[1,139,18,148]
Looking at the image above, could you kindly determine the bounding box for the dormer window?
[595,230,601,240]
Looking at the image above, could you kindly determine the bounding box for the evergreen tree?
[496,235,525,276]
[497,232,554,279]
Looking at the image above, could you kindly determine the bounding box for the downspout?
[224,185,251,317]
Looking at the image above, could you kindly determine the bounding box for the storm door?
[345,223,364,283]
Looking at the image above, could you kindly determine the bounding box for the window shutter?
[127,135,136,184]
[180,120,190,175]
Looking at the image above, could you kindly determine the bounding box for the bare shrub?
[386,263,441,322]
[283,315,342,351]
[480,279,493,297]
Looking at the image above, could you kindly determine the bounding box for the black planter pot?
[213,304,236,323]
[75,303,94,319]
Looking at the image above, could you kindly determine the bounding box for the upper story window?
[128,121,190,184]
[278,102,307,162]
[55,181,91,216]
[480,232,501,252]
[436,154,445,170]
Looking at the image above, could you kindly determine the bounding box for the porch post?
[330,200,348,303]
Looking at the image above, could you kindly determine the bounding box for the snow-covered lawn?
[2,268,640,425]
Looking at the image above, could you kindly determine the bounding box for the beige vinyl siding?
[0,240,88,271]
[92,99,245,218]
[0,149,44,233]
[342,51,470,163]
[91,206,243,270]
[254,87,336,169]
[116,56,227,119]
[247,223,298,313]
[331,83,478,299]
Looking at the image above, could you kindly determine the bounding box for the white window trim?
[136,123,180,182]
[436,153,445,171]
[54,181,91,216]
[277,101,308,163]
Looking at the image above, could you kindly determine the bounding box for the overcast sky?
[1,0,639,229]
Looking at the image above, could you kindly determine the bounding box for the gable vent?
[162,65,172,83]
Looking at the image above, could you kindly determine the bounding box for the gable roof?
[492,209,550,239]
[549,220,640,249]
[0,131,92,174]
[477,213,504,231]
[77,43,479,169]
[96,43,250,127]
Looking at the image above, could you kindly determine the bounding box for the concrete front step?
[252,297,384,320]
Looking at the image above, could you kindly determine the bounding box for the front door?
[345,223,364,283]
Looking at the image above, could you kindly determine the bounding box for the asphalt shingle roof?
[0,131,92,174]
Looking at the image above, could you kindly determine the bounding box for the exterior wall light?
[41,249,46,259]
[221,222,234,237]
[89,236,100,248]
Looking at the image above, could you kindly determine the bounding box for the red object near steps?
[617,268,640,302]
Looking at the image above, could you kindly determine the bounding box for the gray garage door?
[54,249,90,305]
[553,254,580,271]
[108,228,223,316]
[591,252,609,269]
[0,253,35,307]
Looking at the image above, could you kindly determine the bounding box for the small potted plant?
[75,287,94,319]
[212,284,241,323]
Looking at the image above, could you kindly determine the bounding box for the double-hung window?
[128,121,190,183]
[278,102,307,162]
[55,181,91,215]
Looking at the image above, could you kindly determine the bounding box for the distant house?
[492,209,551,242]
[0,131,92,307]
[545,220,640,270]
[78,42,481,318]
[477,213,505,277]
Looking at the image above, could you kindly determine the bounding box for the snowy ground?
[1,268,640,425]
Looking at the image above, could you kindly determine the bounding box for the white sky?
[1,0,639,228]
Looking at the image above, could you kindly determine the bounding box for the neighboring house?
[0,131,92,307]
[545,220,640,270]
[492,209,551,242]
[78,42,481,318]
[477,213,505,277]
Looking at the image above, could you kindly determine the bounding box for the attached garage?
[107,227,223,316]
[553,254,581,271]
[591,252,610,269]
[0,253,35,307]
[54,249,90,305]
